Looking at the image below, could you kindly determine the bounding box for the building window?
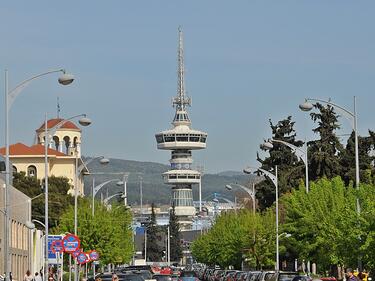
[27,165,37,178]
[53,136,60,151]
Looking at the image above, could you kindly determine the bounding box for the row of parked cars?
[96,265,199,281]
[197,268,310,281]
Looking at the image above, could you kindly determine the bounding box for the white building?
[155,28,207,229]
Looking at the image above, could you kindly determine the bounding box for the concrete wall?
[0,177,32,281]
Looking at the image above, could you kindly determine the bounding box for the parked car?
[246,271,262,281]
[179,271,198,281]
[153,274,173,281]
[268,272,299,281]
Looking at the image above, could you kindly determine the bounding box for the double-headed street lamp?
[243,166,280,271]
[299,96,359,189]
[91,178,122,215]
[4,69,74,281]
[261,139,309,193]
[225,183,256,214]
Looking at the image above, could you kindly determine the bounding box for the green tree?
[282,177,375,271]
[257,116,304,209]
[191,210,276,269]
[146,203,163,261]
[169,204,182,262]
[55,198,133,264]
[340,131,375,185]
[12,172,74,229]
[308,104,344,181]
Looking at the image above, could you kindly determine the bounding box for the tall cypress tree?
[308,103,344,181]
[169,204,182,262]
[146,203,163,261]
[340,130,375,185]
[257,116,304,209]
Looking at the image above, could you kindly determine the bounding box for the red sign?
[62,234,80,253]
[51,240,64,253]
[88,250,99,261]
[71,248,82,258]
[77,252,89,264]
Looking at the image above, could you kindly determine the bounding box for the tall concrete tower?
[155,27,207,229]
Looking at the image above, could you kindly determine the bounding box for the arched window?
[27,165,37,178]
[53,136,60,151]
[63,136,70,154]
[73,137,78,148]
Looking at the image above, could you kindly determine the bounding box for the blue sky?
[1,1,375,173]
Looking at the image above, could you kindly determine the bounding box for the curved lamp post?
[299,97,359,189]
[91,178,120,215]
[244,166,280,271]
[4,69,73,281]
[225,183,256,214]
[103,192,126,206]
[261,139,309,193]
[43,114,90,280]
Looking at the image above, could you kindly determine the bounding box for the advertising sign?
[48,235,63,264]
[62,234,80,253]
[77,252,89,264]
[89,250,99,261]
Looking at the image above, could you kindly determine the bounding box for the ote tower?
[155,28,207,229]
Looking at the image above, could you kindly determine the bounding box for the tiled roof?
[0,143,67,156]
[36,118,79,132]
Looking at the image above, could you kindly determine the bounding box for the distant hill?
[83,157,258,206]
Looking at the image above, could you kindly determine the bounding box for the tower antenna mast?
[173,26,191,110]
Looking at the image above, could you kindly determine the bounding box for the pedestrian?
[112,274,119,281]
[34,272,42,281]
[346,268,359,281]
[24,270,33,281]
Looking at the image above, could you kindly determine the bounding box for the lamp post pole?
[225,183,256,214]
[262,139,309,193]
[4,69,74,281]
[299,97,359,189]
[244,166,278,270]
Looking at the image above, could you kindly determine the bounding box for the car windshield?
[154,275,172,281]
[123,275,145,281]
[279,274,298,281]
[137,271,152,280]
[180,272,196,277]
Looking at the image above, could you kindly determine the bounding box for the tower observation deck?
[155,27,207,229]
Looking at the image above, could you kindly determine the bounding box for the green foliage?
[55,198,133,265]
[146,203,163,261]
[257,116,305,209]
[12,172,74,229]
[169,204,182,261]
[191,209,276,269]
[282,177,375,272]
[340,131,375,185]
[308,104,344,181]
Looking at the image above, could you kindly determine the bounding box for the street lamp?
[225,183,256,214]
[299,97,359,189]
[4,68,73,281]
[42,114,90,281]
[103,192,126,206]
[244,166,279,271]
[261,139,309,193]
[91,178,121,215]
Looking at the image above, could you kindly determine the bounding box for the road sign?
[89,250,99,261]
[48,235,64,264]
[51,240,64,253]
[71,248,82,258]
[77,252,89,264]
[62,234,80,253]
